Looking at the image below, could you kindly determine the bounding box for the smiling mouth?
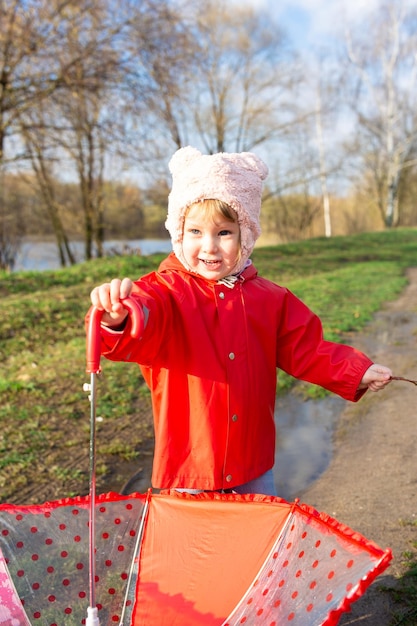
[200,259,221,266]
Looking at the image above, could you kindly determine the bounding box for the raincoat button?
[232,414,238,422]
[229,352,235,360]
[226,474,232,482]
[219,291,225,299]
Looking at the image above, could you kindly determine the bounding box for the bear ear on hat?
[240,152,269,181]
[169,146,202,175]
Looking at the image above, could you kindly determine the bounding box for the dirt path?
[299,267,417,625]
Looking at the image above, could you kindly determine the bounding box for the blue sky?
[238,0,388,49]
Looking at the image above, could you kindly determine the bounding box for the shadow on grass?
[389,559,417,626]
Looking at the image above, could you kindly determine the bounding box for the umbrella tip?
[86,606,100,626]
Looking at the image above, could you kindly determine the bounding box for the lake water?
[13,238,173,272]
[13,237,344,499]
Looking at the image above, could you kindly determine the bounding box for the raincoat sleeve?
[275,288,373,402]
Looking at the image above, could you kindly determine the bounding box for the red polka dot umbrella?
[0,490,391,625]
[0,298,392,625]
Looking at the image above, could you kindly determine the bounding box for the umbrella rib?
[118,491,152,626]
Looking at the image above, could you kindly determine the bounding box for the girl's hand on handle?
[90,278,133,328]
[359,363,392,392]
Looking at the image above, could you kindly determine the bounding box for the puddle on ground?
[273,394,345,499]
[113,393,346,499]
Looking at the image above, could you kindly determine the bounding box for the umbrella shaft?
[89,373,98,610]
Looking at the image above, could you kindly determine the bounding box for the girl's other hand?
[359,363,392,392]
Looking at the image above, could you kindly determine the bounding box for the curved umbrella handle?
[86,296,143,374]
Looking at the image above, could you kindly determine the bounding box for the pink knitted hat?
[165,146,269,274]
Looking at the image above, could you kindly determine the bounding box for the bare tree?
[345,0,417,227]
[10,0,190,264]
[0,0,117,164]
[315,90,332,238]
[121,0,197,158]
[0,0,59,162]
[186,0,301,154]
[286,52,345,239]
[0,0,65,267]
[194,0,300,151]
[48,0,184,260]
[50,1,124,259]
[16,0,134,262]
[126,0,301,157]
[0,0,112,267]
[0,171,26,270]
[19,115,76,266]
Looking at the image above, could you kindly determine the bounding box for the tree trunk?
[315,93,332,237]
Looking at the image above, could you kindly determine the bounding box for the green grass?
[391,551,417,624]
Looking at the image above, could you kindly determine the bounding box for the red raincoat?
[96,253,372,490]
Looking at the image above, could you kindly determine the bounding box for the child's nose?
[202,234,217,253]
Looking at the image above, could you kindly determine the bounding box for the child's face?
[182,204,241,280]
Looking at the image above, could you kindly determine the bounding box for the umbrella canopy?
[0,490,391,626]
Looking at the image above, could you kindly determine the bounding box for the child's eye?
[188,228,200,235]
[219,229,232,236]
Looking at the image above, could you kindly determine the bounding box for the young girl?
[88,146,392,496]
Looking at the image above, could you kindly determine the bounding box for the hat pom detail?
[240,152,269,181]
[169,146,202,175]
